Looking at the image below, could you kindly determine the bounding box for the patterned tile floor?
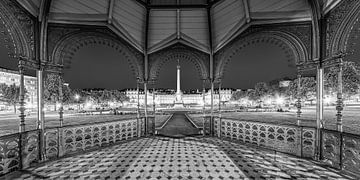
[4,137,355,180]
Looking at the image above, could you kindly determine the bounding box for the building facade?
[125,89,233,106]
[0,68,37,109]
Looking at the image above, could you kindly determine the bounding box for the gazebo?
[0,0,359,178]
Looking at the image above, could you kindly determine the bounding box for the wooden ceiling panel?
[113,0,146,48]
[180,9,209,49]
[249,0,310,12]
[148,10,177,48]
[50,0,108,14]
[212,0,245,48]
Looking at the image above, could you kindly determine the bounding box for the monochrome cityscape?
[0,0,360,179]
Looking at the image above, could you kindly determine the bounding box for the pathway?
[157,112,200,137]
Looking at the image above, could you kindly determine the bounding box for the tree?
[285,77,316,103]
[44,73,72,111]
[325,61,360,99]
[231,90,247,101]
[112,90,129,103]
[0,83,25,113]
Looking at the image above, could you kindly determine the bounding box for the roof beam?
[134,0,147,7]
[207,0,214,81]
[323,0,342,14]
[49,13,108,23]
[148,4,208,9]
[144,5,150,81]
[107,0,115,24]
[242,0,251,23]
[251,11,310,20]
[16,0,39,17]
[39,0,52,22]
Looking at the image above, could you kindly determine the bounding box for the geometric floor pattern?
[4,137,355,180]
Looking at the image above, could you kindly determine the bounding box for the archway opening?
[43,44,138,128]
[221,40,316,127]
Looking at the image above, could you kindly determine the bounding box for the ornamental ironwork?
[214,118,316,158]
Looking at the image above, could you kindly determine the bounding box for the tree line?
[231,61,360,105]
[0,73,129,113]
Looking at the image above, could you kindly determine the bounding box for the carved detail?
[327,0,360,57]
[48,26,144,80]
[148,44,209,83]
[214,118,316,158]
[0,0,34,59]
[215,25,310,80]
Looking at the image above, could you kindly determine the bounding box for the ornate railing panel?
[321,130,341,168]
[0,133,20,176]
[215,118,316,158]
[21,130,39,168]
[342,133,360,175]
[321,129,360,175]
[44,118,139,158]
[44,128,59,160]
[301,127,316,158]
[0,130,39,176]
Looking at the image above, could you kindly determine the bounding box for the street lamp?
[74,94,80,110]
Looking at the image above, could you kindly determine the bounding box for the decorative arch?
[0,0,34,60]
[215,30,308,80]
[148,44,209,83]
[328,0,360,57]
[50,30,144,80]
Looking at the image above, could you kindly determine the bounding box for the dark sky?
[0,42,299,90]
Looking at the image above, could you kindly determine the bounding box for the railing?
[0,117,142,176]
[214,117,316,158]
[321,129,360,176]
[0,130,40,176]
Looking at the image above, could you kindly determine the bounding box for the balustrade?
[321,129,360,176]
[0,130,39,176]
[214,118,316,158]
[1,118,141,176]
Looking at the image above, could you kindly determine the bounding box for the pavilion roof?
[17,0,342,54]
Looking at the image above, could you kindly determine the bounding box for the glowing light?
[74,94,80,101]
[324,97,331,104]
[265,99,272,105]
[276,97,284,105]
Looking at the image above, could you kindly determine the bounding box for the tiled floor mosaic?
[4,137,355,180]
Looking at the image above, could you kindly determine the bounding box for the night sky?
[3,38,358,90]
[0,42,297,90]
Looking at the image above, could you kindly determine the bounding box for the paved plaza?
[5,137,353,180]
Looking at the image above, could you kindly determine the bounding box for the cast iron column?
[336,61,344,132]
[18,62,26,132]
[202,81,206,136]
[58,73,63,127]
[296,74,302,126]
[37,68,45,160]
[316,65,324,160]
[210,81,214,136]
[218,82,221,118]
[136,77,141,137]
[144,82,148,136]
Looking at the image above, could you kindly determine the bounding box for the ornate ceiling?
[16,0,343,55]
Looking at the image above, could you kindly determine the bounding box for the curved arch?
[215,31,308,80]
[149,46,209,83]
[0,0,33,59]
[51,30,144,80]
[329,1,360,56]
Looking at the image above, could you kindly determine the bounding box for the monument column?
[177,60,180,94]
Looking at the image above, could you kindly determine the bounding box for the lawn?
[189,106,360,135]
[1,105,359,137]
[0,112,137,136]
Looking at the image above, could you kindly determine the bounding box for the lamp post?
[74,94,80,111]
